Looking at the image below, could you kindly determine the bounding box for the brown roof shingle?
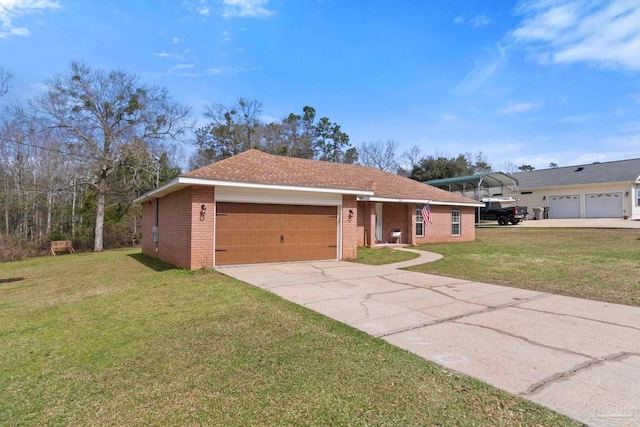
[185,150,479,205]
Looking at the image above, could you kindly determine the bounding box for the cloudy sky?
[2,0,640,170]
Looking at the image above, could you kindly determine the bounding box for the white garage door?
[585,193,623,218]
[548,195,580,218]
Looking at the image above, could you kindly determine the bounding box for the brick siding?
[416,205,476,243]
[190,186,215,269]
[341,195,358,259]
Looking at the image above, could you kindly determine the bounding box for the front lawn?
[0,249,577,426]
[411,228,640,307]
[351,246,419,265]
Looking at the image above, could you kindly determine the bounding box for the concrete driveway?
[219,256,640,427]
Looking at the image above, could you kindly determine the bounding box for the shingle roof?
[184,149,479,205]
[511,158,640,189]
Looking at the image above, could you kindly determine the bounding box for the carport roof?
[511,158,640,189]
[425,173,519,193]
[135,150,483,206]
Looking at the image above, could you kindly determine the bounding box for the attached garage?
[215,202,338,266]
[585,193,623,218]
[548,195,580,218]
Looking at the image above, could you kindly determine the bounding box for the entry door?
[375,203,383,243]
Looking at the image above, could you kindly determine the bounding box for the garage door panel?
[215,202,338,266]
[548,195,580,219]
[586,193,622,218]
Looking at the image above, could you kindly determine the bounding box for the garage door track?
[219,256,640,427]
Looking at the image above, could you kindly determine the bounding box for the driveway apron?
[218,255,640,427]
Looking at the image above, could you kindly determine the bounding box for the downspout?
[155,198,159,253]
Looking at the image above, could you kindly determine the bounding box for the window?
[451,208,461,236]
[637,188,640,207]
[416,205,424,237]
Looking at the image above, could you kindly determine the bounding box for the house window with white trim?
[416,205,424,237]
[637,188,640,207]
[451,208,461,236]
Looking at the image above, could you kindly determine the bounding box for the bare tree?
[466,151,492,174]
[396,145,421,176]
[0,67,11,97]
[37,62,191,252]
[357,139,399,171]
[195,97,263,162]
[499,162,520,174]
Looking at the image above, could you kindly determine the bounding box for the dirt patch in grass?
[411,228,640,307]
[0,248,578,426]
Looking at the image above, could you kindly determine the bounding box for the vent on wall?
[575,167,584,172]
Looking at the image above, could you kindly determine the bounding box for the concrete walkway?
[219,254,640,427]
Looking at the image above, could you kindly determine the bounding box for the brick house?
[135,150,483,269]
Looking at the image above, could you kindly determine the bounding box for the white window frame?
[451,208,461,236]
[416,205,424,237]
[637,188,640,207]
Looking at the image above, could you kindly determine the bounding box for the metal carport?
[425,173,520,224]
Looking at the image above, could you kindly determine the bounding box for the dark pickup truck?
[480,202,528,225]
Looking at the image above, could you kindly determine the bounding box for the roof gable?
[183,150,478,205]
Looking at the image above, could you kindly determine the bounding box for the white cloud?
[198,6,210,16]
[453,16,464,24]
[556,114,594,123]
[153,52,184,60]
[457,43,507,93]
[499,101,539,115]
[222,30,231,41]
[440,113,459,121]
[174,63,195,69]
[172,36,181,44]
[222,0,274,19]
[470,14,492,27]
[513,0,640,70]
[0,0,60,38]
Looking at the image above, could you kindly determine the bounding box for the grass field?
[0,248,578,426]
[411,227,640,307]
[351,246,419,265]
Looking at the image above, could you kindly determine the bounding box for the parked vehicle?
[480,201,528,225]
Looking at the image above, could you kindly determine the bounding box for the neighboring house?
[509,158,640,220]
[134,149,483,269]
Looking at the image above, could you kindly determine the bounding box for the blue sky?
[2,0,640,170]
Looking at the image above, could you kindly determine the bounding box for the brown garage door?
[215,202,338,266]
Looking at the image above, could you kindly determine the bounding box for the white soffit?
[134,176,373,203]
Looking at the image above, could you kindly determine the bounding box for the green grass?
[0,249,577,426]
[411,227,640,307]
[350,246,420,265]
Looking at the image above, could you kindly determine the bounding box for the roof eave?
[133,176,375,204]
[357,195,484,207]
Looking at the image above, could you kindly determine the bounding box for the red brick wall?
[190,186,215,269]
[141,198,157,258]
[156,187,194,269]
[416,205,476,244]
[356,202,366,246]
[341,195,358,259]
[381,203,410,244]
